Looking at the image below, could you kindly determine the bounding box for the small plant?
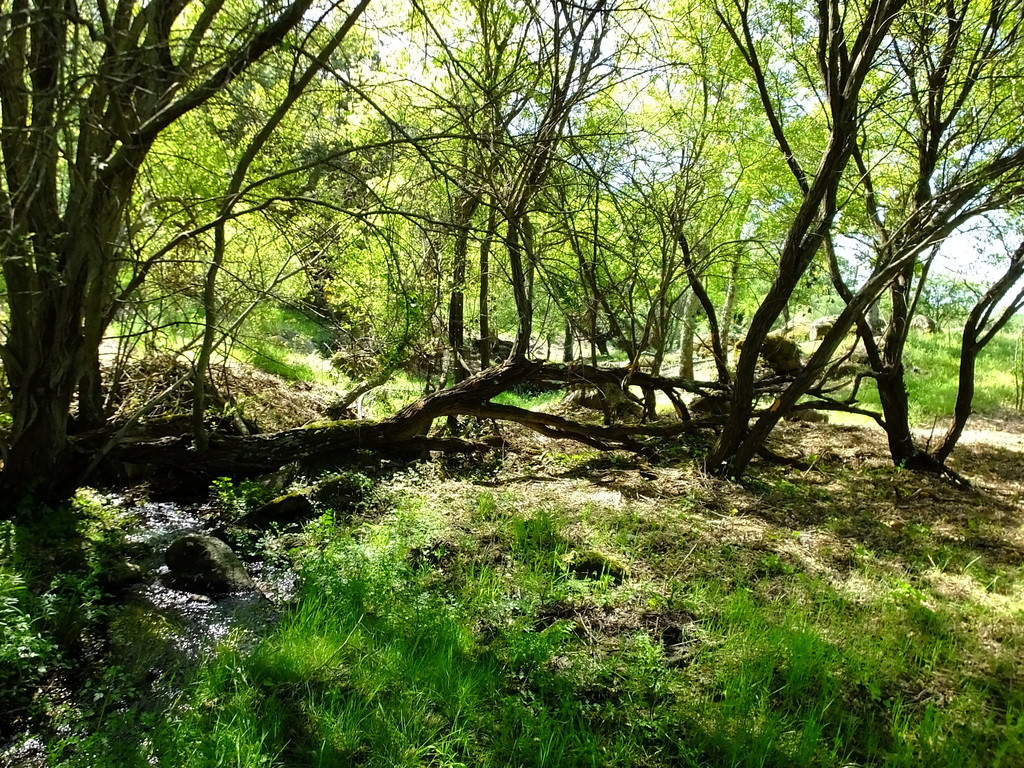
[0,564,53,703]
[474,492,498,522]
[211,476,272,517]
[510,509,570,566]
[314,469,379,514]
[303,510,338,544]
[546,451,591,470]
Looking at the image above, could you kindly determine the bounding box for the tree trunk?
[116,359,543,473]
[678,241,730,383]
[75,347,106,431]
[0,0,357,510]
[703,0,903,477]
[874,365,921,466]
[678,290,697,379]
[934,339,979,465]
[644,338,664,421]
[718,234,935,478]
[192,3,370,451]
[935,244,1024,463]
[479,206,496,369]
[447,270,468,383]
[867,300,883,335]
[720,256,740,351]
[1,390,79,512]
[0,271,85,509]
[506,212,535,358]
[871,264,922,466]
[106,360,726,478]
[448,194,480,385]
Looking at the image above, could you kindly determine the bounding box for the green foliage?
[45,479,1018,768]
[7,2,1024,759]
[212,477,273,517]
[492,389,565,410]
[0,492,132,733]
[242,337,320,382]
[123,509,662,767]
[1015,324,1024,411]
[0,552,53,704]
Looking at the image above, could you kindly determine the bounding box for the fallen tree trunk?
[105,359,544,475]
[97,358,733,478]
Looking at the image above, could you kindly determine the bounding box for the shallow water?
[1,496,297,767]
[123,499,294,661]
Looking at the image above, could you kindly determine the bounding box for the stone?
[324,399,357,420]
[100,559,150,591]
[784,408,829,423]
[256,464,299,496]
[164,534,254,594]
[330,349,376,378]
[736,333,802,374]
[311,474,370,510]
[761,334,802,373]
[688,395,727,416]
[778,315,811,339]
[911,314,936,333]
[472,336,514,360]
[808,315,839,341]
[563,384,642,418]
[566,549,629,583]
[241,491,316,530]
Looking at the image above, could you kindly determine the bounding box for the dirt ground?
[439,409,1024,603]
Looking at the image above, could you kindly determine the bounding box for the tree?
[704,0,910,476]
[936,237,1024,461]
[0,0,369,507]
[830,0,1024,469]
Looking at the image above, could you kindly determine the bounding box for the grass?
[850,329,1019,425]
[42,460,1024,768]
[357,372,433,418]
[233,304,339,383]
[492,389,566,410]
[0,492,137,744]
[6,325,1023,766]
[241,336,324,381]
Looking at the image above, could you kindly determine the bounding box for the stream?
[121,500,296,658]
[1,497,297,768]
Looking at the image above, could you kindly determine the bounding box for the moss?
[301,418,380,432]
[565,549,630,583]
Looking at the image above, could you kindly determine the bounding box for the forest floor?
[123,413,1024,765]
[4,401,1023,767]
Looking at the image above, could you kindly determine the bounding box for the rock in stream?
[164,533,255,594]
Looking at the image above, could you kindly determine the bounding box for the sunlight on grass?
[853,329,1019,425]
[492,389,565,410]
[101,481,1024,768]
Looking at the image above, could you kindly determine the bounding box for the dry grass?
[106,354,336,431]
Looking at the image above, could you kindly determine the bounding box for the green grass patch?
[241,336,322,382]
[492,389,566,410]
[854,330,1018,424]
[48,483,1020,768]
[677,573,1023,767]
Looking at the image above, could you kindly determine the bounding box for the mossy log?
[98,359,732,479]
[109,359,542,475]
